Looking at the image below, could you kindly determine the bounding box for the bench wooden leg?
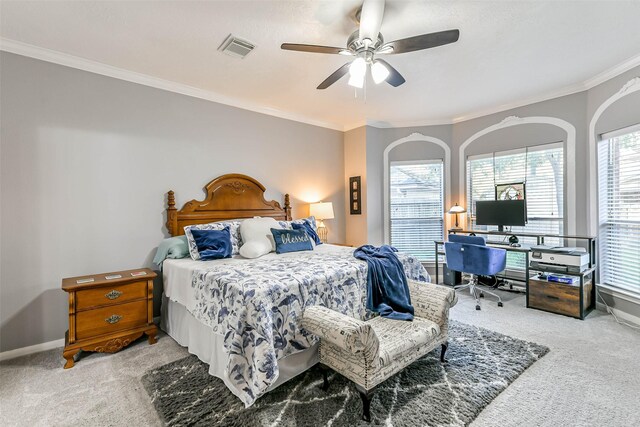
[440,342,448,363]
[319,364,330,391]
[355,384,374,422]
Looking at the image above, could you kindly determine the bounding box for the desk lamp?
[448,203,466,231]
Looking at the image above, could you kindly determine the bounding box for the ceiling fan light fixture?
[338,49,353,56]
[349,57,367,79]
[348,73,365,89]
[371,60,390,84]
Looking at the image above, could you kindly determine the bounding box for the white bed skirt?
[160,294,319,402]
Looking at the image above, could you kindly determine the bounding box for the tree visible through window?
[389,160,444,262]
[598,128,640,293]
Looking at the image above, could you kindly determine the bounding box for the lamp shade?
[310,202,335,220]
[448,203,466,214]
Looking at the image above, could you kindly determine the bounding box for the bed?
[160,174,430,406]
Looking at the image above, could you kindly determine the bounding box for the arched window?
[389,160,444,261]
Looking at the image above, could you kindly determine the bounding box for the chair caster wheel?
[475,305,481,310]
[479,292,484,298]
[498,302,503,307]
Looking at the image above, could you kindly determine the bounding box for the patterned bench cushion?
[368,316,440,367]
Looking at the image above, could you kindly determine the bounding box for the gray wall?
[0,52,345,352]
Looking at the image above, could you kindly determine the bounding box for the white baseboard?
[596,284,640,327]
[0,317,163,363]
[0,338,65,363]
[596,301,640,327]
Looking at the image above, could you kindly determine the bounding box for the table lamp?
[448,203,466,231]
[309,202,334,243]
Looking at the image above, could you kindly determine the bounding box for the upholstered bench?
[301,280,458,422]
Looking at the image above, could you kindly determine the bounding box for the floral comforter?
[188,245,429,406]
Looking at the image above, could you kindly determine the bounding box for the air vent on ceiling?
[219,34,255,59]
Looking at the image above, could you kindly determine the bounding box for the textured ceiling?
[2,1,640,130]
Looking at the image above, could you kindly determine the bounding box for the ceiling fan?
[281,0,460,90]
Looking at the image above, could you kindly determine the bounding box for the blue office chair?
[444,234,507,310]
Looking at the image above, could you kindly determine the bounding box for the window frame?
[597,124,640,295]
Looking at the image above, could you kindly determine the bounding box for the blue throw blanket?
[354,245,414,321]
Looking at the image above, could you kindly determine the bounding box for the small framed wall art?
[349,176,362,215]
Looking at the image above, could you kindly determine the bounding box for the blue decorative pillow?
[191,227,232,260]
[278,216,317,231]
[184,221,242,260]
[270,228,313,254]
[292,221,322,245]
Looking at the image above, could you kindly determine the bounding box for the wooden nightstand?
[61,268,158,368]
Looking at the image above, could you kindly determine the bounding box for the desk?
[435,230,597,319]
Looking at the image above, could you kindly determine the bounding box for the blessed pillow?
[292,221,322,245]
[239,217,282,259]
[271,228,314,254]
[191,227,232,260]
[184,221,242,260]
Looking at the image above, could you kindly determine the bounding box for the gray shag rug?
[142,321,548,426]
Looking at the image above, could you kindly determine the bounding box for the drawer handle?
[105,290,123,300]
[546,295,560,300]
[105,314,123,324]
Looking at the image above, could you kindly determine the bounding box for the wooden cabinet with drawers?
[526,269,595,320]
[61,268,158,368]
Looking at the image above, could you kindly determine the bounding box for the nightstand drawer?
[76,300,148,340]
[76,281,147,311]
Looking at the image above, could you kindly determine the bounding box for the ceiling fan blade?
[281,43,346,55]
[379,29,460,54]
[359,0,385,44]
[376,59,405,87]
[317,62,352,90]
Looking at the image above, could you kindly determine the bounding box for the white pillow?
[239,217,282,259]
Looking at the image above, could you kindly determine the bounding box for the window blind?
[598,130,640,294]
[390,160,444,262]
[466,143,564,269]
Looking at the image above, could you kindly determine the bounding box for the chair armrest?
[301,306,379,362]
[408,280,458,327]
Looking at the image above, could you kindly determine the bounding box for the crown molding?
[583,52,640,89]
[342,120,368,132]
[2,38,639,133]
[0,38,344,132]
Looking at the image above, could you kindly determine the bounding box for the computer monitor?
[475,200,526,232]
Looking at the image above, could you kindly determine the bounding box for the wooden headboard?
[166,174,292,236]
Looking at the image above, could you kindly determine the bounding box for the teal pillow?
[271,228,313,254]
[153,235,190,266]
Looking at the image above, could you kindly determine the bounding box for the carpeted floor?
[141,321,548,426]
[1,290,640,426]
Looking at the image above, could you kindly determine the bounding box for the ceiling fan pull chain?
[364,76,367,102]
